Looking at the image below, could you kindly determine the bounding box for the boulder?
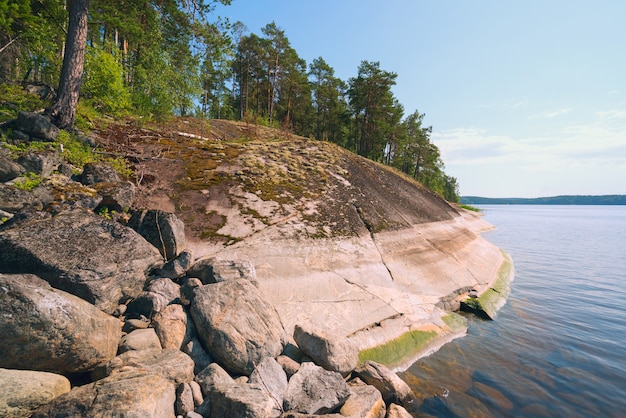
[17,151,61,177]
[0,153,24,182]
[352,361,417,411]
[180,277,202,305]
[293,324,358,376]
[128,209,186,260]
[187,257,256,284]
[37,175,101,212]
[93,181,136,212]
[0,206,50,232]
[31,370,176,418]
[183,337,213,375]
[0,368,70,418]
[277,354,300,379]
[13,111,59,141]
[176,382,195,416]
[339,383,386,418]
[127,277,180,318]
[78,162,120,185]
[386,403,414,418]
[194,362,234,395]
[283,362,350,414]
[152,303,189,350]
[155,249,193,279]
[118,328,162,353]
[0,210,163,314]
[249,357,288,416]
[190,279,287,375]
[189,380,203,406]
[210,383,278,418]
[0,274,121,374]
[0,184,42,213]
[97,348,194,385]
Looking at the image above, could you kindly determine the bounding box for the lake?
[399,205,626,417]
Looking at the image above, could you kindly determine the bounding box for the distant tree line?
[0,0,459,202]
[461,195,626,205]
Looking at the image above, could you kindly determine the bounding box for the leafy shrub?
[82,46,130,115]
[14,172,42,191]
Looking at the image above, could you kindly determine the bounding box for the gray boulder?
[353,361,418,411]
[155,249,193,279]
[97,348,194,385]
[249,357,288,417]
[176,382,195,416]
[183,337,213,375]
[190,279,287,375]
[17,151,61,177]
[0,368,70,418]
[210,383,279,418]
[79,162,120,185]
[93,181,136,212]
[0,184,42,213]
[187,257,256,284]
[13,111,59,141]
[152,303,189,350]
[194,362,234,395]
[0,274,121,374]
[283,362,351,414]
[0,210,163,314]
[0,153,24,182]
[180,276,202,305]
[118,328,162,353]
[128,209,186,260]
[127,277,181,318]
[339,383,386,418]
[31,370,176,418]
[293,324,358,376]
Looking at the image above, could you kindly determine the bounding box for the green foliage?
[459,204,481,212]
[82,46,130,115]
[358,329,438,368]
[0,84,47,121]
[13,172,42,191]
[57,130,95,167]
[106,156,132,178]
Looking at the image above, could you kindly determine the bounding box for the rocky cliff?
[0,114,512,417]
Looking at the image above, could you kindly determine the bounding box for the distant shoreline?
[461,195,626,205]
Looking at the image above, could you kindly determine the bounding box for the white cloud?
[595,109,626,120]
[528,108,573,119]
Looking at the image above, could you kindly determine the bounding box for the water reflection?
[399,206,626,418]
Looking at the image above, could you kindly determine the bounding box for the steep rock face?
[100,119,512,369]
[0,210,163,314]
[0,274,121,374]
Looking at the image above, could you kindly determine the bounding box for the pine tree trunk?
[47,0,90,130]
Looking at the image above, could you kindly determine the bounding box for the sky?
[213,0,626,198]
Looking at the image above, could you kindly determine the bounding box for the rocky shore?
[0,113,512,417]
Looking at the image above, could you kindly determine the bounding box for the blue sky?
[214,0,626,197]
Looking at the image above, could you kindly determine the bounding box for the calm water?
[400,205,626,417]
